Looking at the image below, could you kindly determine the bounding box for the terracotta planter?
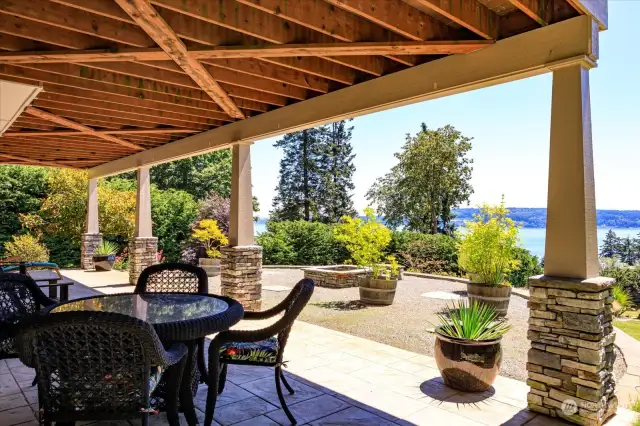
[359,276,397,305]
[466,283,511,317]
[199,258,221,277]
[434,329,503,392]
[93,255,115,271]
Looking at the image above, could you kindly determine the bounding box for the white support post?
[81,177,102,269]
[229,143,255,246]
[544,62,599,279]
[129,166,157,284]
[221,143,262,311]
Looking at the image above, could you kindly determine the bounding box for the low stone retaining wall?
[303,265,369,289]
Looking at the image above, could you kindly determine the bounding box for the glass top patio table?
[50,293,244,341]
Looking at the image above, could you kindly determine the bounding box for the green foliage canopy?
[367,124,473,234]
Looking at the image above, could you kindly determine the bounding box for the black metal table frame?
[48,292,244,426]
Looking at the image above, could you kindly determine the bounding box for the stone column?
[129,167,158,285]
[526,61,617,425]
[221,143,262,311]
[81,177,102,269]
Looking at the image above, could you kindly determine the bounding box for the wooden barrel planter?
[359,277,397,305]
[466,283,511,317]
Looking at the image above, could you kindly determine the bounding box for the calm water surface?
[254,221,639,259]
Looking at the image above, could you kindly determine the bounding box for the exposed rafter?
[508,0,552,26]
[4,129,199,137]
[0,41,493,64]
[24,107,145,151]
[410,0,499,39]
[0,152,72,168]
[114,0,244,119]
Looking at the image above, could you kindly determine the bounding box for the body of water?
[254,220,640,258]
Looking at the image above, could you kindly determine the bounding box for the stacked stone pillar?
[220,245,262,311]
[80,233,102,269]
[526,275,617,425]
[128,237,158,285]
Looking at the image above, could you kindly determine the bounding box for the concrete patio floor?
[1,270,636,426]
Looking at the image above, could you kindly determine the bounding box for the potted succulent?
[192,219,228,277]
[93,241,118,271]
[458,200,520,316]
[434,300,511,392]
[334,208,398,305]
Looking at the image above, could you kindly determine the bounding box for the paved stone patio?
[1,270,637,425]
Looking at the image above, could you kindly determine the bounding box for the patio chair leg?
[32,376,37,386]
[204,358,221,426]
[217,363,227,394]
[197,337,208,385]
[141,413,149,426]
[166,354,187,426]
[280,369,294,395]
[275,366,296,425]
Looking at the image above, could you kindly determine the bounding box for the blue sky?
[251,2,640,217]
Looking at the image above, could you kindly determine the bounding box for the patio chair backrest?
[276,279,314,362]
[0,273,54,359]
[135,262,208,294]
[15,311,167,422]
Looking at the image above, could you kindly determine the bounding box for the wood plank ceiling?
[0,0,581,169]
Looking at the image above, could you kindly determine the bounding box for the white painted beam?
[135,167,153,238]
[86,177,99,234]
[89,16,598,179]
[228,144,255,246]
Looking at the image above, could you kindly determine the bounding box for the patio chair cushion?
[219,338,279,364]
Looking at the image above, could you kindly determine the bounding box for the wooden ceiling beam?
[0,152,73,168]
[322,0,463,41]
[4,129,201,137]
[507,0,553,26]
[48,0,134,24]
[151,0,389,76]
[0,33,43,51]
[0,14,100,50]
[409,0,499,39]
[0,0,154,47]
[236,0,417,67]
[114,0,244,119]
[0,41,492,64]
[262,57,356,86]
[25,107,145,151]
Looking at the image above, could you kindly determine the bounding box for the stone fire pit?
[303,265,369,289]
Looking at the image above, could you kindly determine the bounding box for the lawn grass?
[614,319,640,342]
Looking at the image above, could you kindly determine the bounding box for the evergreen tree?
[599,229,620,258]
[634,232,640,264]
[271,128,323,221]
[619,236,635,265]
[317,121,357,222]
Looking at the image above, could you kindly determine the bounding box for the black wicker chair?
[205,279,314,426]
[0,272,56,361]
[15,311,188,426]
[135,262,210,384]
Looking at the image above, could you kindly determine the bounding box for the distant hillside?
[452,208,640,228]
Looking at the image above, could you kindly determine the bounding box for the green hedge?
[257,220,349,265]
[397,233,460,276]
[507,247,543,287]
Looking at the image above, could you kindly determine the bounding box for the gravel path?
[210,269,531,381]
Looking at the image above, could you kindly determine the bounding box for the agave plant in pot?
[458,200,521,316]
[93,241,118,272]
[434,300,511,392]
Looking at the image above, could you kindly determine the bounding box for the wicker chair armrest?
[161,343,188,367]
[213,315,292,345]
[242,289,297,320]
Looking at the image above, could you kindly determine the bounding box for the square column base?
[129,237,158,285]
[81,233,103,270]
[526,275,617,425]
[220,245,262,312]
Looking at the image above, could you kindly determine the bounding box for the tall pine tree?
[317,120,356,222]
[271,121,356,222]
[600,229,620,258]
[271,128,323,221]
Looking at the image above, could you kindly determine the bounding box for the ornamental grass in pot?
[434,300,511,392]
[93,241,117,271]
[334,208,399,305]
[458,200,521,317]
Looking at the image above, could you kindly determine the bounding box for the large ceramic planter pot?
[466,283,511,317]
[434,328,503,392]
[359,276,397,305]
[93,255,115,271]
[199,258,221,277]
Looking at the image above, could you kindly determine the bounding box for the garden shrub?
[4,234,49,262]
[386,230,430,257]
[601,258,640,305]
[400,234,460,276]
[151,187,198,263]
[257,220,349,265]
[196,192,230,235]
[506,247,543,287]
[44,235,80,268]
